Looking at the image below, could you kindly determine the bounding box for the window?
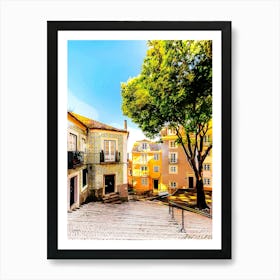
[141,166,148,172]
[168,128,176,135]
[82,169,87,187]
[204,135,211,143]
[169,165,177,174]
[169,152,178,163]
[141,166,148,176]
[104,140,116,162]
[81,138,86,152]
[68,133,77,151]
[154,154,159,160]
[154,166,159,172]
[204,178,211,185]
[141,154,147,163]
[204,164,211,171]
[141,178,148,186]
[169,140,177,148]
[142,142,148,150]
[170,182,177,188]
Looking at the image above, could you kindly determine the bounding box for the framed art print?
[47,21,231,259]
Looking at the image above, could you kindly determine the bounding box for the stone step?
[103,197,120,202]
[68,230,186,237]
[68,217,178,224]
[68,223,180,231]
[67,200,212,240]
[103,194,119,200]
[67,227,186,235]
[68,219,179,226]
[102,192,122,204]
[68,234,186,240]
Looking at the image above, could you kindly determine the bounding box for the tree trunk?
[196,178,209,209]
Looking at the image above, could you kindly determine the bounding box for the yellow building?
[131,140,166,195]
[67,112,89,211]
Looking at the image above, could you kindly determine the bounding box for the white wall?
[0,0,279,280]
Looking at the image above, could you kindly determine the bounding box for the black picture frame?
[47,21,231,259]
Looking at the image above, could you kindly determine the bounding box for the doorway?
[105,175,115,194]
[153,179,159,190]
[70,176,76,206]
[188,177,194,189]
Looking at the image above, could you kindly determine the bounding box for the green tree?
[121,40,212,209]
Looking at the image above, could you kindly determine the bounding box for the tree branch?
[186,133,193,158]
[201,144,213,162]
[175,127,191,159]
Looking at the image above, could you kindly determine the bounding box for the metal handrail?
[169,200,212,218]
[168,201,186,232]
[168,200,212,233]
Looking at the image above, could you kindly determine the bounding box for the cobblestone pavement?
[68,200,212,240]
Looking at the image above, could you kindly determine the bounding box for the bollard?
[171,206,174,219]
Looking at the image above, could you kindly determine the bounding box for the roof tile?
[68,112,128,133]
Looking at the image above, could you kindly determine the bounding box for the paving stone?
[68,200,212,240]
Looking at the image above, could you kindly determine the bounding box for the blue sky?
[68,40,149,152]
[68,40,147,125]
[68,40,147,151]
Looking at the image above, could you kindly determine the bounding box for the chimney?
[124,120,127,131]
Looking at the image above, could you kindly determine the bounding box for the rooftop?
[68,111,128,133]
[132,140,161,152]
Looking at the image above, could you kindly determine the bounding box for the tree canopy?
[121,40,212,209]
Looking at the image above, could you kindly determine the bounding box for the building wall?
[87,129,128,200]
[67,115,88,160]
[89,163,128,199]
[87,129,126,164]
[161,138,195,192]
[202,145,212,191]
[67,167,89,211]
[67,112,129,207]
[127,160,133,189]
[131,152,151,194]
[160,125,213,192]
[67,115,89,211]
[131,141,165,194]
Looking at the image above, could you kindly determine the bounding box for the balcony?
[100,150,121,164]
[68,151,84,169]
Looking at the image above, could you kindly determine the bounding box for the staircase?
[68,200,189,240]
[102,192,122,204]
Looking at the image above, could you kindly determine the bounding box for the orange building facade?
[160,127,195,193]
[160,125,213,193]
[131,140,165,195]
[130,124,212,196]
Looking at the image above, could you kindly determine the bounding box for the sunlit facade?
[131,140,165,194]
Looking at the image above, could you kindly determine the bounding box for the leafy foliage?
[121,40,213,209]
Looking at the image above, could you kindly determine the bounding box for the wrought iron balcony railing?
[100,150,121,164]
[68,151,84,169]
